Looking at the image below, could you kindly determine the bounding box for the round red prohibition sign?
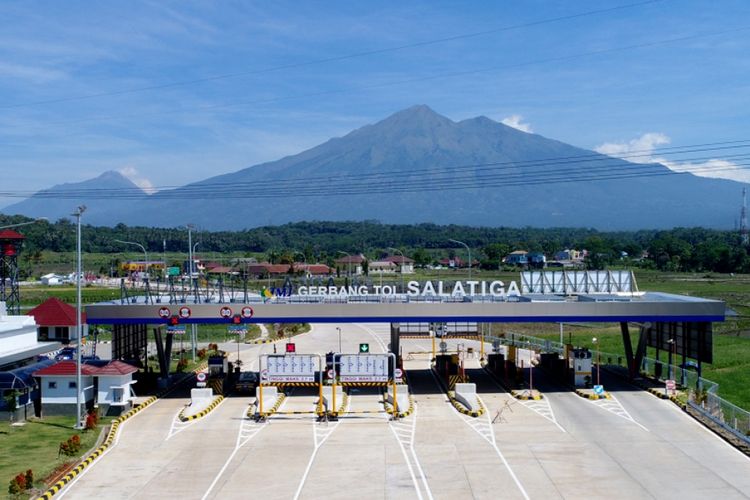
[219,306,233,318]
[196,372,207,382]
[158,307,171,318]
[179,306,192,319]
[241,306,254,318]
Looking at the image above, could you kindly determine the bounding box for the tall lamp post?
[387,247,405,293]
[72,206,86,429]
[337,251,352,278]
[448,239,471,280]
[592,337,600,386]
[186,224,197,361]
[667,338,675,381]
[336,327,342,353]
[113,239,148,280]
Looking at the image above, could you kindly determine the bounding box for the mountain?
[3,106,747,229]
[2,171,147,225]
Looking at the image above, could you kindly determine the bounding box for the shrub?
[14,473,26,491]
[8,477,21,495]
[197,348,207,360]
[176,358,188,372]
[24,470,33,489]
[59,434,82,456]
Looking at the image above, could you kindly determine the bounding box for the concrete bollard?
[454,383,478,412]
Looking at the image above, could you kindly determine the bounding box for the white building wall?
[40,375,94,404]
[97,374,134,405]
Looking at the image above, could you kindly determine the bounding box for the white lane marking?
[166,397,227,441]
[588,394,649,432]
[520,398,567,433]
[454,396,531,500]
[355,323,389,353]
[389,404,434,500]
[57,399,161,499]
[201,406,267,500]
[663,398,750,462]
[292,397,348,500]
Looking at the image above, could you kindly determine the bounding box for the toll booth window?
[69,381,77,389]
[48,381,57,389]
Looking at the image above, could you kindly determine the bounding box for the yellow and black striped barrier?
[510,389,543,401]
[574,388,611,400]
[447,391,485,417]
[448,374,469,390]
[271,382,319,388]
[249,392,287,419]
[339,381,388,387]
[248,338,278,344]
[383,393,415,418]
[178,395,225,422]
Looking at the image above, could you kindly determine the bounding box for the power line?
[0,1,662,110]
[2,140,747,199]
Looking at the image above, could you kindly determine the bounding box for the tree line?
[2,215,749,273]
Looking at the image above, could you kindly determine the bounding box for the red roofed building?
[27,297,87,343]
[33,360,138,416]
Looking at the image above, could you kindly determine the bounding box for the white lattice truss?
[521,270,637,295]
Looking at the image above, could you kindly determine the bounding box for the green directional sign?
[359,343,369,353]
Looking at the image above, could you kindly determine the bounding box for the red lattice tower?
[0,229,24,315]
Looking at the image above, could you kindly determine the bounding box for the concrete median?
[386,384,410,414]
[454,383,479,412]
[183,388,214,418]
[255,385,280,415]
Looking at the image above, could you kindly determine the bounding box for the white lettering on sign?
[266,354,316,382]
[339,354,388,382]
[298,280,520,298]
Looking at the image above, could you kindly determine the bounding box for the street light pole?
[667,338,675,381]
[592,337,600,386]
[72,206,86,429]
[187,224,196,361]
[388,247,405,293]
[113,239,148,280]
[448,239,471,281]
[336,327,341,353]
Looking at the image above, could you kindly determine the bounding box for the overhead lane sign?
[266,354,316,382]
[338,354,388,382]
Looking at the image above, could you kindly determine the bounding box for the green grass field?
[0,415,111,499]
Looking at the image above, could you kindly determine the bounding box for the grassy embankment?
[0,415,113,500]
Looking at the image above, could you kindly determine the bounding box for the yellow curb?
[251,392,287,418]
[447,391,485,417]
[178,395,224,422]
[383,394,415,418]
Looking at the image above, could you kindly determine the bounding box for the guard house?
[33,361,97,416]
[27,297,87,343]
[94,360,138,416]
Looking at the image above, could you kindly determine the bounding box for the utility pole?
[72,206,86,429]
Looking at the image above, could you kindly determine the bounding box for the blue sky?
[1,0,749,207]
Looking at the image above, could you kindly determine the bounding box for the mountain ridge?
[2,105,746,230]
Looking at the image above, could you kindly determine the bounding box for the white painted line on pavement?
[292,397,347,500]
[664,398,750,462]
[389,403,434,500]
[356,323,389,353]
[57,399,161,499]
[201,406,267,500]
[588,394,649,432]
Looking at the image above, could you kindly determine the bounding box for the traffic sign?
[439,341,448,352]
[394,368,403,379]
[266,354,316,382]
[196,372,207,382]
[338,354,388,382]
[359,343,369,353]
[178,306,191,319]
[241,306,254,318]
[593,385,604,395]
[158,307,171,318]
[286,343,296,353]
[167,325,186,335]
[219,306,233,318]
[260,369,268,381]
[327,369,335,379]
[666,379,676,391]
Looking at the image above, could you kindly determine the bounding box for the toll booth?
[570,348,593,387]
[208,353,228,377]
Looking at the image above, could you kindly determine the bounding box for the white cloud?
[595,133,670,163]
[501,114,533,133]
[118,167,156,194]
[595,133,750,183]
